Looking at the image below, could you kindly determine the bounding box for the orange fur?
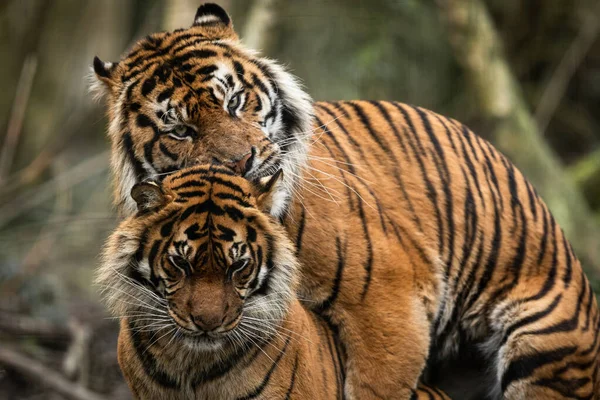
[100,165,344,399]
[94,4,600,399]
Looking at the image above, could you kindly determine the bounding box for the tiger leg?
[413,384,452,400]
[486,279,600,400]
[334,294,434,400]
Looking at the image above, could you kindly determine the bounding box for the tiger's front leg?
[336,298,432,399]
[329,278,437,400]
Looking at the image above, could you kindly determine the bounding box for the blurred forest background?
[1,0,600,398]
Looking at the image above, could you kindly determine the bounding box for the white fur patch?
[195,15,221,25]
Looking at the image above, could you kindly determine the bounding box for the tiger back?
[93,3,600,399]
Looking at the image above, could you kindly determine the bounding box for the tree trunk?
[437,0,600,276]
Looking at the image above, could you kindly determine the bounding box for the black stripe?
[487,164,529,306]
[312,113,356,174]
[391,103,444,255]
[214,192,253,208]
[317,103,372,169]
[522,214,558,302]
[501,293,562,345]
[562,233,573,288]
[368,101,408,154]
[455,123,485,207]
[157,87,174,103]
[127,321,180,389]
[533,376,592,399]
[122,132,146,180]
[346,101,392,154]
[536,205,550,264]
[367,101,425,232]
[524,181,538,222]
[501,346,577,393]
[171,165,237,181]
[313,127,355,210]
[357,193,373,301]
[171,180,208,191]
[136,113,161,166]
[464,175,501,312]
[582,277,595,332]
[520,270,587,337]
[414,107,455,273]
[295,207,306,255]
[159,142,178,161]
[191,341,259,388]
[316,237,346,312]
[177,190,207,198]
[283,354,299,400]
[171,49,218,66]
[236,335,292,400]
[141,76,157,96]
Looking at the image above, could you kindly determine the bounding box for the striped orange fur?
[93,3,600,399]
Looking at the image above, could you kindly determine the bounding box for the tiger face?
[92,3,313,218]
[99,164,297,351]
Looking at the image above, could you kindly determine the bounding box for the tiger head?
[92,3,313,218]
[98,164,298,351]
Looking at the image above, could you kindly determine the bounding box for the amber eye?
[228,259,252,281]
[227,93,242,114]
[168,125,196,141]
[230,259,248,273]
[168,255,189,273]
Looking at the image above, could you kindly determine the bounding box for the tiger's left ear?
[254,169,283,213]
[90,56,119,99]
[131,181,173,214]
[191,3,238,40]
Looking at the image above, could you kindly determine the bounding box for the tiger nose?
[191,313,224,332]
[229,148,255,175]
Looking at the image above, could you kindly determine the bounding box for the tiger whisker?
[110,266,167,304]
[144,326,177,354]
[236,326,276,364]
[303,165,376,211]
[97,284,167,315]
[241,317,314,344]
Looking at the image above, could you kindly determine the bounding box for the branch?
[0,346,107,400]
[535,2,600,134]
[0,150,108,229]
[0,55,38,182]
[0,312,71,341]
[242,0,278,51]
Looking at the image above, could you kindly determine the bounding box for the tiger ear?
[191,3,238,40]
[131,181,172,214]
[90,56,118,99]
[254,169,283,213]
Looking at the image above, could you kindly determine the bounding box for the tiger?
[97,164,449,400]
[91,3,600,399]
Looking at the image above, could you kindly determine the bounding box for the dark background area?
[0,0,599,398]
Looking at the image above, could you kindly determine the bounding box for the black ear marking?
[93,56,115,79]
[260,169,283,194]
[131,181,171,214]
[254,169,283,214]
[193,3,231,26]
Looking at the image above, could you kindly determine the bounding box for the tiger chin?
[97,164,346,399]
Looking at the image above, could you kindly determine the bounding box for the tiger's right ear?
[90,56,118,99]
[254,169,284,214]
[131,181,172,214]
[191,3,237,40]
